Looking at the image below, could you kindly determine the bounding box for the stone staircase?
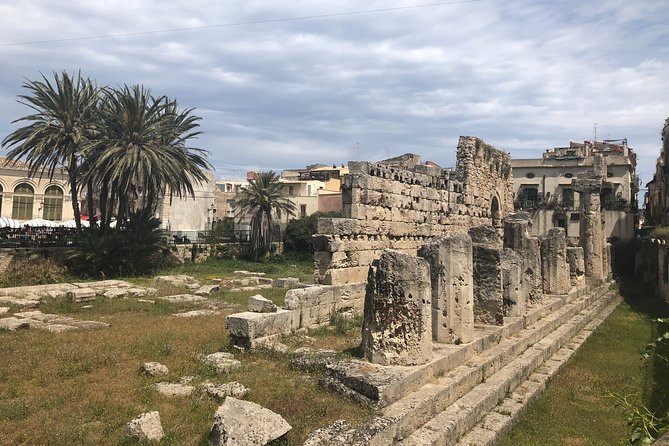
[308,281,620,445]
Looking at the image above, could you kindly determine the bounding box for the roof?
[0,157,32,169]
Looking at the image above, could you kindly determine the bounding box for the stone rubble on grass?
[126,288,148,298]
[247,295,278,313]
[202,381,250,401]
[1,310,109,332]
[0,297,40,308]
[137,299,156,304]
[103,288,128,299]
[208,397,291,446]
[0,317,30,331]
[201,352,242,374]
[303,420,354,446]
[173,309,219,318]
[154,275,201,289]
[180,376,195,384]
[152,382,194,397]
[140,362,169,377]
[234,271,266,276]
[196,285,221,296]
[289,349,339,373]
[126,411,165,442]
[0,307,9,315]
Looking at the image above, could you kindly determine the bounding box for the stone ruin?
[223,136,618,445]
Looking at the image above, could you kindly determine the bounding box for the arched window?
[43,186,64,221]
[12,183,34,220]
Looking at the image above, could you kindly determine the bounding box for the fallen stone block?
[225,310,297,347]
[196,285,221,296]
[42,324,77,333]
[66,288,97,303]
[126,411,165,442]
[0,317,30,331]
[0,307,8,315]
[153,382,194,397]
[126,288,148,297]
[156,294,207,303]
[137,299,156,304]
[103,288,127,299]
[173,309,219,318]
[209,397,291,446]
[140,362,169,377]
[201,352,242,374]
[234,271,266,276]
[274,277,300,288]
[247,295,277,313]
[203,382,250,401]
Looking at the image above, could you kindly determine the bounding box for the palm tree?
[236,171,296,260]
[1,71,100,232]
[86,84,210,224]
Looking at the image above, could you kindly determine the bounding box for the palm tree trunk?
[68,156,82,234]
[99,181,108,229]
[86,177,95,227]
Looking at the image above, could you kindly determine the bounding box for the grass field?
[0,256,372,445]
[498,282,669,446]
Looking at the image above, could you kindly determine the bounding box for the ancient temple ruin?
[225,135,618,445]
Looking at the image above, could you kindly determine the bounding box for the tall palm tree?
[236,171,295,260]
[1,71,100,232]
[86,84,210,223]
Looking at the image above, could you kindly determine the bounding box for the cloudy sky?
[1,0,667,190]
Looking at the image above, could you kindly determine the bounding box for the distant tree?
[283,210,343,254]
[236,171,295,260]
[2,70,101,233]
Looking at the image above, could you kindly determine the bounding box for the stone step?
[309,284,617,445]
[324,286,590,409]
[395,289,618,445]
[455,295,621,446]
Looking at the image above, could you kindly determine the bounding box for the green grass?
[0,296,371,445]
[498,281,669,446]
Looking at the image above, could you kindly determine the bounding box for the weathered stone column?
[469,226,504,325]
[501,248,524,316]
[503,212,542,303]
[540,228,570,294]
[566,247,585,287]
[362,250,432,366]
[573,178,604,280]
[418,233,474,344]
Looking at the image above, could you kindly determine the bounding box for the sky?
[0,0,667,191]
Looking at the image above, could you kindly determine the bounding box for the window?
[526,172,535,179]
[12,183,34,220]
[521,188,538,208]
[300,204,307,218]
[288,186,294,196]
[562,188,574,208]
[43,185,64,220]
[564,173,573,178]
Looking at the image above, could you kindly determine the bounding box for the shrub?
[283,211,342,254]
[66,209,165,278]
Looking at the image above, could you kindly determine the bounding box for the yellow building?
[0,158,74,222]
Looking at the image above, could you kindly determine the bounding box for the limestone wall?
[314,136,514,286]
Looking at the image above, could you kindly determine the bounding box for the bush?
[283,211,342,254]
[66,208,165,278]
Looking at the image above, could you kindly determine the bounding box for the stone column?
[540,228,570,294]
[418,233,474,344]
[573,178,604,280]
[503,212,542,304]
[501,248,524,316]
[566,247,585,287]
[469,226,504,325]
[362,249,432,366]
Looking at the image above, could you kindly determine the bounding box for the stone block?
[209,397,291,446]
[566,247,585,286]
[469,226,504,326]
[225,310,297,346]
[501,248,525,317]
[540,228,570,295]
[274,277,300,288]
[418,233,475,344]
[66,288,96,303]
[126,411,164,442]
[0,317,30,331]
[195,284,221,296]
[362,250,432,366]
[248,295,278,313]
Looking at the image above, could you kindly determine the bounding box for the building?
[0,158,74,222]
[644,117,669,226]
[510,140,639,239]
[279,164,347,220]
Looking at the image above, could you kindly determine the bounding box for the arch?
[12,182,34,220]
[0,183,3,216]
[43,185,64,221]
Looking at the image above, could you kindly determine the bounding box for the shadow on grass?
[617,279,669,423]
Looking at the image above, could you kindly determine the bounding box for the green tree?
[237,171,295,260]
[2,70,101,233]
[88,84,210,225]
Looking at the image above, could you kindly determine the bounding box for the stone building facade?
[645,117,669,226]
